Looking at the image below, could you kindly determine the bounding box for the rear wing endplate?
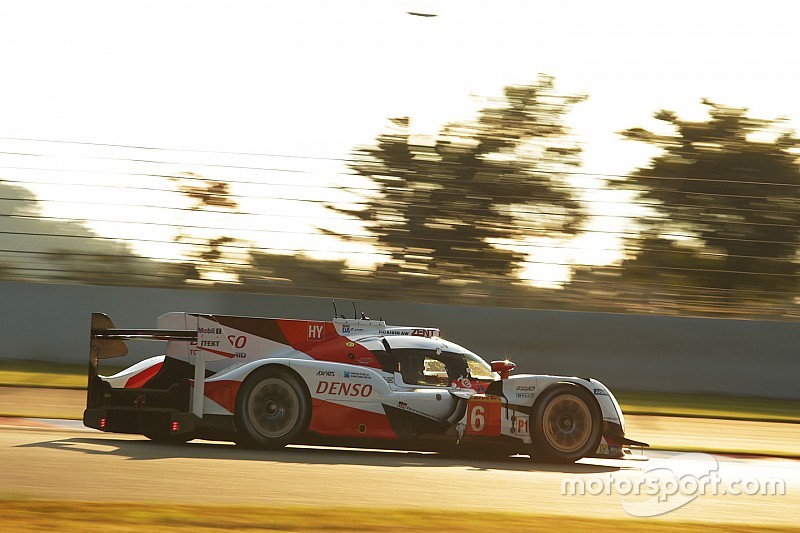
[89,312,208,417]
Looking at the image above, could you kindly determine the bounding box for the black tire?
[531,383,602,463]
[234,367,310,449]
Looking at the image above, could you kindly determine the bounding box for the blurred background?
[2,1,800,392]
[2,5,800,531]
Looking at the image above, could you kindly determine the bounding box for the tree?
[240,251,349,295]
[615,100,800,307]
[0,178,183,286]
[327,76,587,286]
[170,173,245,283]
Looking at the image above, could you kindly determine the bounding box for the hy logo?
[307,322,325,341]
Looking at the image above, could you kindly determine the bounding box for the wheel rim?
[541,393,592,454]
[246,377,300,439]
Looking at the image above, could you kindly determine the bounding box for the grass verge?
[1,359,798,423]
[615,391,800,423]
[0,360,122,389]
[0,501,796,533]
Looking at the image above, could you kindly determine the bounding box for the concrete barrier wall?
[2,280,798,398]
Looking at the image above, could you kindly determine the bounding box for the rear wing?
[90,312,196,363]
[89,312,218,417]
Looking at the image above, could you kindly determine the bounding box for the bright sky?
[2,0,799,284]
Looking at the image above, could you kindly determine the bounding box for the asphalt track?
[1,421,798,528]
[2,386,799,456]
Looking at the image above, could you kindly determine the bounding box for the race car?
[84,311,648,462]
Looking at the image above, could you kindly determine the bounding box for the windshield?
[393,348,467,387]
[390,347,497,385]
[463,351,497,380]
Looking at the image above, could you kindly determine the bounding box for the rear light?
[171,421,180,432]
[99,418,106,429]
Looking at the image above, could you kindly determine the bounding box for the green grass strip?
[616,391,800,423]
[0,501,796,533]
[0,359,122,390]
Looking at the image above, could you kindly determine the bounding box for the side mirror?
[490,360,516,379]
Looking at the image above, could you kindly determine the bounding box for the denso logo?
[315,381,373,397]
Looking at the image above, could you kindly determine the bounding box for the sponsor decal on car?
[515,385,536,391]
[594,388,608,396]
[317,370,335,376]
[344,371,372,379]
[198,327,222,334]
[341,325,365,334]
[395,400,438,420]
[316,381,373,397]
[452,377,472,389]
[307,322,325,341]
[378,328,439,337]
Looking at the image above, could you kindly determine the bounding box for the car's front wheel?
[531,383,602,463]
[234,367,310,449]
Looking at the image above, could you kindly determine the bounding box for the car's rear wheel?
[531,383,602,463]
[234,367,310,449]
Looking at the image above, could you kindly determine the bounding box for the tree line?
[3,75,800,319]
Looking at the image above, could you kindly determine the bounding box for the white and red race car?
[84,311,648,462]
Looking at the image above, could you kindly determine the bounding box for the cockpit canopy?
[359,336,497,386]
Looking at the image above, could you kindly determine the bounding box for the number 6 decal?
[470,405,485,432]
[466,396,501,435]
